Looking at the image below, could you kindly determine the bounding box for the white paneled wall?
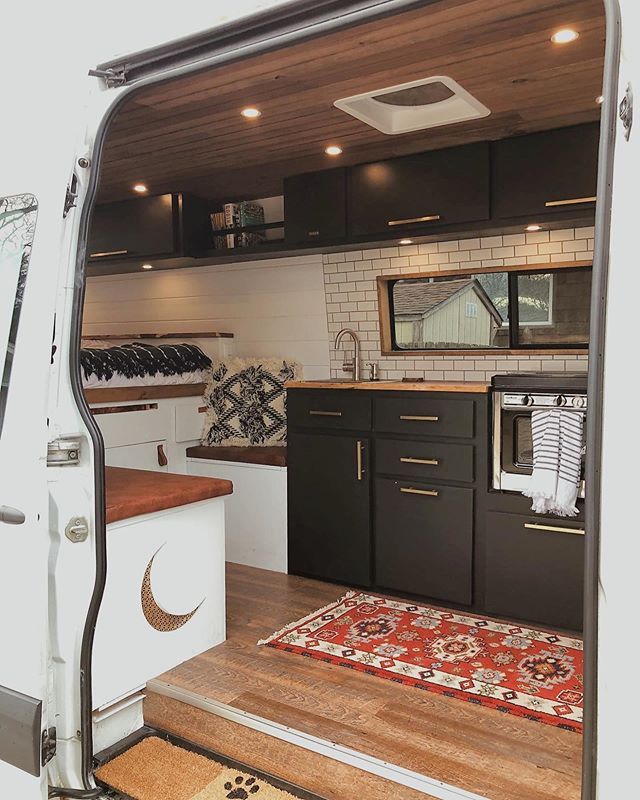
[83,255,331,379]
[324,227,593,382]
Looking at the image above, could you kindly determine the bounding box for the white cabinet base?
[187,458,287,573]
[93,497,226,711]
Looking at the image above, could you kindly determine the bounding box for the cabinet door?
[349,142,490,237]
[484,512,584,630]
[89,194,177,259]
[284,168,347,245]
[288,432,371,586]
[375,479,473,604]
[491,123,599,220]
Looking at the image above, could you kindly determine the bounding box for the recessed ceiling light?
[133,183,148,193]
[551,28,579,45]
[141,264,153,270]
[596,95,604,105]
[399,239,414,245]
[325,145,343,156]
[241,107,261,119]
[526,225,542,232]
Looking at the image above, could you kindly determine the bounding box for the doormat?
[259,591,584,732]
[95,735,322,800]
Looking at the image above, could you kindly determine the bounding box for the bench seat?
[185,445,287,468]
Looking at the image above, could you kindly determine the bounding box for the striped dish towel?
[523,409,585,517]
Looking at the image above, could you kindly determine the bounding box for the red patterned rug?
[259,591,583,732]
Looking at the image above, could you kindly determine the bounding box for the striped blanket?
[523,408,584,517]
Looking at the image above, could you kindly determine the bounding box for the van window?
[0,194,38,436]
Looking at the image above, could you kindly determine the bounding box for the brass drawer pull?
[357,440,364,481]
[309,410,342,417]
[388,214,441,227]
[544,196,596,208]
[89,248,129,258]
[400,487,439,497]
[399,415,439,422]
[400,457,439,466]
[524,523,585,536]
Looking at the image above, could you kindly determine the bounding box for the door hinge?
[88,67,127,88]
[41,727,56,766]
[63,173,79,218]
[620,83,633,141]
[47,438,81,467]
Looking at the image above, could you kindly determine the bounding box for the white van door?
[0,195,49,797]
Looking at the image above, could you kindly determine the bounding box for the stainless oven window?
[513,416,533,468]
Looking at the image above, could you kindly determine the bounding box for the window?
[0,194,38,436]
[379,265,591,353]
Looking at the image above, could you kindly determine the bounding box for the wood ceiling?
[98,0,606,203]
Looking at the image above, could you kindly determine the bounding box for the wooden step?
[144,689,437,800]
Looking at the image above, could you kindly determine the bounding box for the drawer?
[95,402,172,448]
[175,399,206,443]
[105,440,169,472]
[484,511,584,630]
[376,439,474,483]
[375,478,473,605]
[287,390,372,431]
[374,396,474,438]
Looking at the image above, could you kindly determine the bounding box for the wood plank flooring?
[150,564,582,800]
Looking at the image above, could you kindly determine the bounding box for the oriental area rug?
[259,591,583,732]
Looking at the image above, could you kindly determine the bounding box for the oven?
[491,373,588,495]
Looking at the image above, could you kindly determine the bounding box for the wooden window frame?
[377,259,591,357]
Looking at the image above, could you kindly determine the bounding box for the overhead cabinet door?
[349,142,490,237]
[491,123,599,220]
[284,168,347,245]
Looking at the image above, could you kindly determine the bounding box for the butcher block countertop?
[286,380,490,394]
[105,466,233,524]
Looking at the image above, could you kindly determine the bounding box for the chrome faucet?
[334,328,361,381]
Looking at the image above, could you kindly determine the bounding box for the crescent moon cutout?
[140,545,205,632]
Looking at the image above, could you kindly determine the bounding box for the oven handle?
[524,523,585,536]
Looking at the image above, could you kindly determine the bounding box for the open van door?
[0,197,50,797]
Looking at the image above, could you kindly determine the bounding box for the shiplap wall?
[83,255,331,379]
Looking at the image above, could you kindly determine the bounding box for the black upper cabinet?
[284,168,347,245]
[491,123,600,221]
[88,193,210,262]
[348,142,490,238]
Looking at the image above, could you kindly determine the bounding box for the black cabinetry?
[491,123,599,221]
[88,193,210,263]
[348,142,490,238]
[284,168,347,245]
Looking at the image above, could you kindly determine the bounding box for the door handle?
[524,522,585,536]
[356,440,364,481]
[0,506,26,525]
[400,457,439,466]
[544,196,596,208]
[157,444,168,467]
[388,214,441,226]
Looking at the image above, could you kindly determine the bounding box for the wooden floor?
[151,564,582,800]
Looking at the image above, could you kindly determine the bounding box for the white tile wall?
[84,255,331,379]
[324,228,593,382]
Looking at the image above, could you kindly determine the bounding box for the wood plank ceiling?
[98,0,606,203]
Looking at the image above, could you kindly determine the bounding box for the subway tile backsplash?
[323,227,592,382]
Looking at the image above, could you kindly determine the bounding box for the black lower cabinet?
[375,479,473,605]
[288,432,371,587]
[484,511,584,631]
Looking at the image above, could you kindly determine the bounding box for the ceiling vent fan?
[334,76,490,135]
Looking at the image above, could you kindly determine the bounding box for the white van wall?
[83,254,330,377]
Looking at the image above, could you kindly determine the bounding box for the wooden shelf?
[210,221,284,235]
[82,332,234,340]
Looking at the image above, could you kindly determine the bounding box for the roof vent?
[334,76,490,135]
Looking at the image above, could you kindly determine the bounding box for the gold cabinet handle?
[388,214,441,226]
[309,410,342,417]
[357,440,364,481]
[400,457,439,466]
[544,196,597,208]
[399,415,439,422]
[89,249,129,258]
[524,523,585,536]
[400,487,439,497]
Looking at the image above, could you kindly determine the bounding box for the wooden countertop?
[85,383,206,404]
[286,380,490,394]
[105,466,233,524]
[186,445,287,468]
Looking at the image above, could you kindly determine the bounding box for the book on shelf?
[210,201,266,250]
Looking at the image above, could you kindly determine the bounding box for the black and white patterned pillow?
[201,357,301,447]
